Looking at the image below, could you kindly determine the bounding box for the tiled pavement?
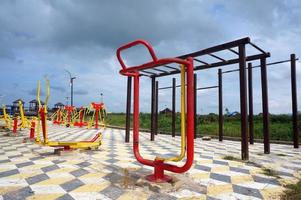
[0,124,300,200]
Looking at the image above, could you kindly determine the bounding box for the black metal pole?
[125,77,132,143]
[291,54,299,148]
[150,77,156,141]
[194,73,197,139]
[248,63,254,144]
[239,44,249,160]
[155,81,159,135]
[261,57,270,154]
[218,69,223,141]
[70,77,76,106]
[172,78,176,137]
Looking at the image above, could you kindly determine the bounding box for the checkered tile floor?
[0,124,300,200]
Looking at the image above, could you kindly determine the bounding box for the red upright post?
[30,121,35,139]
[79,108,84,127]
[67,110,71,124]
[65,106,75,126]
[57,110,61,123]
[194,73,197,139]
[95,109,99,129]
[13,117,18,134]
[91,103,104,129]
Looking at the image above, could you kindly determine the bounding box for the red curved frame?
[117,40,195,182]
[64,105,75,125]
[91,102,104,129]
[73,107,88,127]
[53,108,63,125]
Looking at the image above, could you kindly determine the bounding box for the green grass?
[106,113,301,141]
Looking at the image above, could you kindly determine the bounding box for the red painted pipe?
[30,121,35,139]
[91,103,104,129]
[53,109,62,125]
[57,110,61,123]
[95,110,99,129]
[39,108,47,141]
[117,40,158,70]
[74,107,86,127]
[64,106,75,125]
[13,117,18,134]
[80,133,100,142]
[79,108,84,124]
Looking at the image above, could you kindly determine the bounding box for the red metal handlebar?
[91,102,104,110]
[116,40,158,70]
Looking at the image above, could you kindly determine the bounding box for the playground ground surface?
[0,124,300,200]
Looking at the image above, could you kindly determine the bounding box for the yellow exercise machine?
[35,79,102,150]
[18,100,31,129]
[0,105,12,129]
[51,108,65,125]
[87,102,107,129]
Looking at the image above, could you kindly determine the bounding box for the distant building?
[226,111,240,117]
[29,99,44,111]
[54,102,64,109]
[160,108,172,115]
[12,99,25,114]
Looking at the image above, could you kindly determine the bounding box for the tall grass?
[107,113,301,141]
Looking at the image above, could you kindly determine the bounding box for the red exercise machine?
[117,40,195,182]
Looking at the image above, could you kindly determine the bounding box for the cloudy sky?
[0,0,300,114]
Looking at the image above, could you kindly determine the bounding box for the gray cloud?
[12,83,19,89]
[28,88,45,97]
[51,85,66,93]
[0,0,225,59]
[74,89,88,95]
[0,0,300,113]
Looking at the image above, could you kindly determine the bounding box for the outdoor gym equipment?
[87,102,107,129]
[52,108,64,125]
[0,105,11,129]
[1,103,32,134]
[18,100,31,129]
[35,79,102,150]
[52,102,107,129]
[117,39,195,182]
[73,107,88,127]
[64,105,76,127]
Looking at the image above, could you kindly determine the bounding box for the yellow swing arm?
[18,100,30,129]
[156,64,186,162]
[35,79,50,144]
[2,104,11,129]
